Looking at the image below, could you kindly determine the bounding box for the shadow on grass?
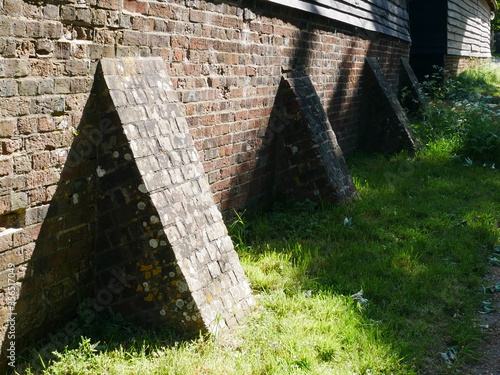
[13,151,498,374]
[14,312,195,374]
[239,151,498,373]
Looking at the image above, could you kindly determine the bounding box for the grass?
[13,64,500,375]
[416,64,500,165]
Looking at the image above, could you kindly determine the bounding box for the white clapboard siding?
[447,0,493,57]
[264,0,411,42]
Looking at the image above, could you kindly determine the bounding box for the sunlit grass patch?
[15,64,500,375]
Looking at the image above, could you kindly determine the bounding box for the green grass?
[14,65,500,375]
[416,64,500,165]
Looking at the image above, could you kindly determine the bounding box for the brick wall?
[0,0,411,367]
[444,54,491,76]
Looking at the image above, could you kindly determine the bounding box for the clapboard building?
[409,0,497,79]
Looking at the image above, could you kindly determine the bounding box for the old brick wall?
[0,0,411,366]
[444,54,492,76]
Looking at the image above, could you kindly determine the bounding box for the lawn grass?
[14,65,500,375]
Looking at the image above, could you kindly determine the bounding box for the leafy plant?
[414,64,500,165]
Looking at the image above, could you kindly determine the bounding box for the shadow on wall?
[1,73,200,371]
[215,4,416,213]
[241,75,342,210]
[220,22,360,212]
[0,80,101,369]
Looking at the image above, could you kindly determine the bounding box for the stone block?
[0,118,16,137]
[1,139,21,154]
[42,4,59,20]
[43,22,63,39]
[96,0,122,10]
[54,77,72,94]
[13,155,31,174]
[10,192,28,211]
[0,158,12,177]
[38,79,55,95]
[0,79,17,97]
[3,0,23,17]
[36,39,54,56]
[0,17,12,37]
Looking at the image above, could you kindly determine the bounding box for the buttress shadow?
[237,72,357,214]
[3,72,198,372]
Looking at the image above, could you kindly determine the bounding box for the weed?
[414,64,500,165]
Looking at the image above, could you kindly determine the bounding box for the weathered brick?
[54,77,71,94]
[0,247,23,270]
[10,192,28,211]
[60,5,76,21]
[30,96,65,115]
[3,0,23,17]
[13,155,31,174]
[18,78,40,96]
[96,0,122,10]
[26,21,45,39]
[0,79,17,97]
[0,97,30,117]
[121,30,148,46]
[0,118,17,137]
[43,4,59,20]
[26,187,46,206]
[6,59,29,78]
[148,3,171,18]
[1,138,22,154]
[65,60,90,76]
[17,116,38,134]
[32,152,51,170]
[38,78,55,95]
[0,158,12,177]
[13,224,41,247]
[189,9,206,23]
[54,41,72,59]
[38,116,56,132]
[24,204,49,225]
[36,39,54,56]
[43,22,64,39]
[25,133,57,152]
[0,17,12,38]
[0,38,17,58]
[124,0,149,14]
[11,19,27,38]
[16,40,35,58]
